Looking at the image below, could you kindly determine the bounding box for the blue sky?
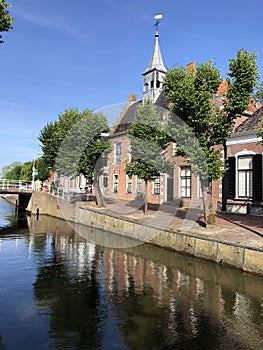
[0,0,263,172]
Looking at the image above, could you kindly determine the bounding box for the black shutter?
[253,155,262,201]
[227,157,236,199]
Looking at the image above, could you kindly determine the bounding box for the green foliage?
[5,164,22,180]
[0,0,13,43]
[224,49,259,126]
[35,157,51,181]
[2,158,50,182]
[20,161,32,181]
[125,101,172,213]
[164,51,259,224]
[125,101,172,182]
[164,51,259,183]
[164,60,223,182]
[39,108,82,170]
[1,161,23,178]
[39,108,111,181]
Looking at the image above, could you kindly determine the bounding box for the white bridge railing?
[0,179,32,190]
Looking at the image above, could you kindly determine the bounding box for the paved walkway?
[84,198,263,250]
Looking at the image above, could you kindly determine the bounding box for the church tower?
[142,15,167,103]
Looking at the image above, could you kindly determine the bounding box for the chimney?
[186,62,196,72]
[128,94,137,103]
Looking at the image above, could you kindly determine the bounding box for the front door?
[167,177,174,201]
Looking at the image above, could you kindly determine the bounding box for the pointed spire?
[143,15,166,75]
[142,15,167,103]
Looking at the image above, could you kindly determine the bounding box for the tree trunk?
[143,180,148,215]
[201,181,216,226]
[205,189,216,225]
[93,173,106,208]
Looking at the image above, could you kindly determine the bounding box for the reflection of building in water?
[26,220,263,348]
[27,217,97,278]
[101,247,263,347]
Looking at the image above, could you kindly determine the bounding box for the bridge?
[0,179,33,211]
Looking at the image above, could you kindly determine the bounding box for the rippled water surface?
[0,197,263,350]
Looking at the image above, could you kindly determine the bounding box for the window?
[103,173,108,188]
[136,178,142,195]
[115,142,122,165]
[180,167,191,198]
[172,142,177,156]
[153,177,160,195]
[113,174,119,193]
[237,156,253,198]
[197,176,203,199]
[126,175,132,194]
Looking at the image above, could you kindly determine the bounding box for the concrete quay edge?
[26,192,263,276]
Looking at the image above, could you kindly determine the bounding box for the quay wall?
[0,194,19,207]
[26,192,263,276]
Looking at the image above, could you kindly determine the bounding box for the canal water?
[0,197,263,350]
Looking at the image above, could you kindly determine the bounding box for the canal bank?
[26,192,263,276]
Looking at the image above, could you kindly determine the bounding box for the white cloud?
[13,7,89,43]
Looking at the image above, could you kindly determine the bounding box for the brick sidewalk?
[92,198,263,249]
[215,211,263,235]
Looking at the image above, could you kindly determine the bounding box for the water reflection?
[22,215,263,349]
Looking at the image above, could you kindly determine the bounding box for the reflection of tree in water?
[107,250,254,350]
[33,243,102,349]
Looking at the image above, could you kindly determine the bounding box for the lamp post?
[32,154,42,190]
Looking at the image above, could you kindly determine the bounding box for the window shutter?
[253,154,262,201]
[227,157,236,199]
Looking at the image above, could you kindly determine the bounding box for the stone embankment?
[26,192,263,276]
[0,194,19,207]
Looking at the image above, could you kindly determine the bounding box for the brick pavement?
[90,198,263,249]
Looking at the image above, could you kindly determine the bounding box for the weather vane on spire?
[153,14,163,32]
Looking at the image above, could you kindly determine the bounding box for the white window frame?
[197,176,203,199]
[126,175,133,194]
[136,177,143,195]
[235,151,255,199]
[172,142,177,156]
[114,142,122,165]
[113,174,119,193]
[153,176,160,195]
[180,167,191,198]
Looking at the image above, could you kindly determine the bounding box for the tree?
[164,49,259,224]
[125,101,171,214]
[20,161,33,181]
[36,157,51,182]
[5,164,22,180]
[19,158,50,182]
[1,161,23,178]
[0,0,13,43]
[39,108,111,206]
[39,108,82,170]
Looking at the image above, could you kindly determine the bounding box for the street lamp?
[32,153,42,190]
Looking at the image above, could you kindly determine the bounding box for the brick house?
[101,24,263,214]
[224,106,263,214]
[103,26,205,208]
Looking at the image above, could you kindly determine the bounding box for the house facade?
[225,107,263,214]
[103,26,205,209]
[102,24,263,214]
